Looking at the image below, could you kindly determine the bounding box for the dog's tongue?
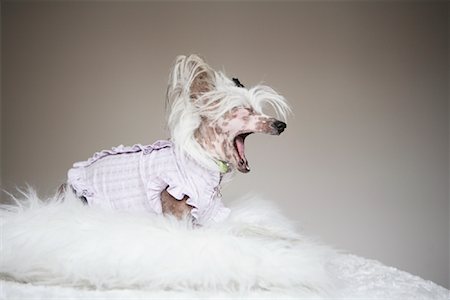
[235,135,250,172]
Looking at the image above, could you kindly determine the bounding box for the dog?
[61,55,290,226]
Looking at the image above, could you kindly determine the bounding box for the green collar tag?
[216,160,229,174]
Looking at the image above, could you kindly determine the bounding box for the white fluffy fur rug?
[0,189,338,297]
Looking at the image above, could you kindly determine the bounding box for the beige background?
[2,1,449,288]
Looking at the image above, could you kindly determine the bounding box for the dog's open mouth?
[233,132,253,173]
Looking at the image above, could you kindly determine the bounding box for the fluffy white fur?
[166,55,291,171]
[1,188,336,296]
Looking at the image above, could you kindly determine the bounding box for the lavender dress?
[67,140,230,225]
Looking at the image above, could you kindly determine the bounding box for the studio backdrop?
[1,1,448,288]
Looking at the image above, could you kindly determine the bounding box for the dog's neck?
[194,122,231,174]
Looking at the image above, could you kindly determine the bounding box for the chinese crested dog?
[64,54,290,226]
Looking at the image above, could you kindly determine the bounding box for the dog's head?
[167,55,290,173]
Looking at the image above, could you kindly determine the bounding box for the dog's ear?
[189,67,214,100]
[167,55,215,104]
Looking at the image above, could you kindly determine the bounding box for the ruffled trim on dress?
[68,140,173,204]
[72,141,172,168]
[185,198,199,222]
[166,185,186,201]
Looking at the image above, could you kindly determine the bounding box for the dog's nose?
[273,120,287,134]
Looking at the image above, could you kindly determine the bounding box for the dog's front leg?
[160,188,193,220]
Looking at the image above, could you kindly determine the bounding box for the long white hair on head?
[166,54,218,171]
[197,73,292,122]
[166,54,291,171]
